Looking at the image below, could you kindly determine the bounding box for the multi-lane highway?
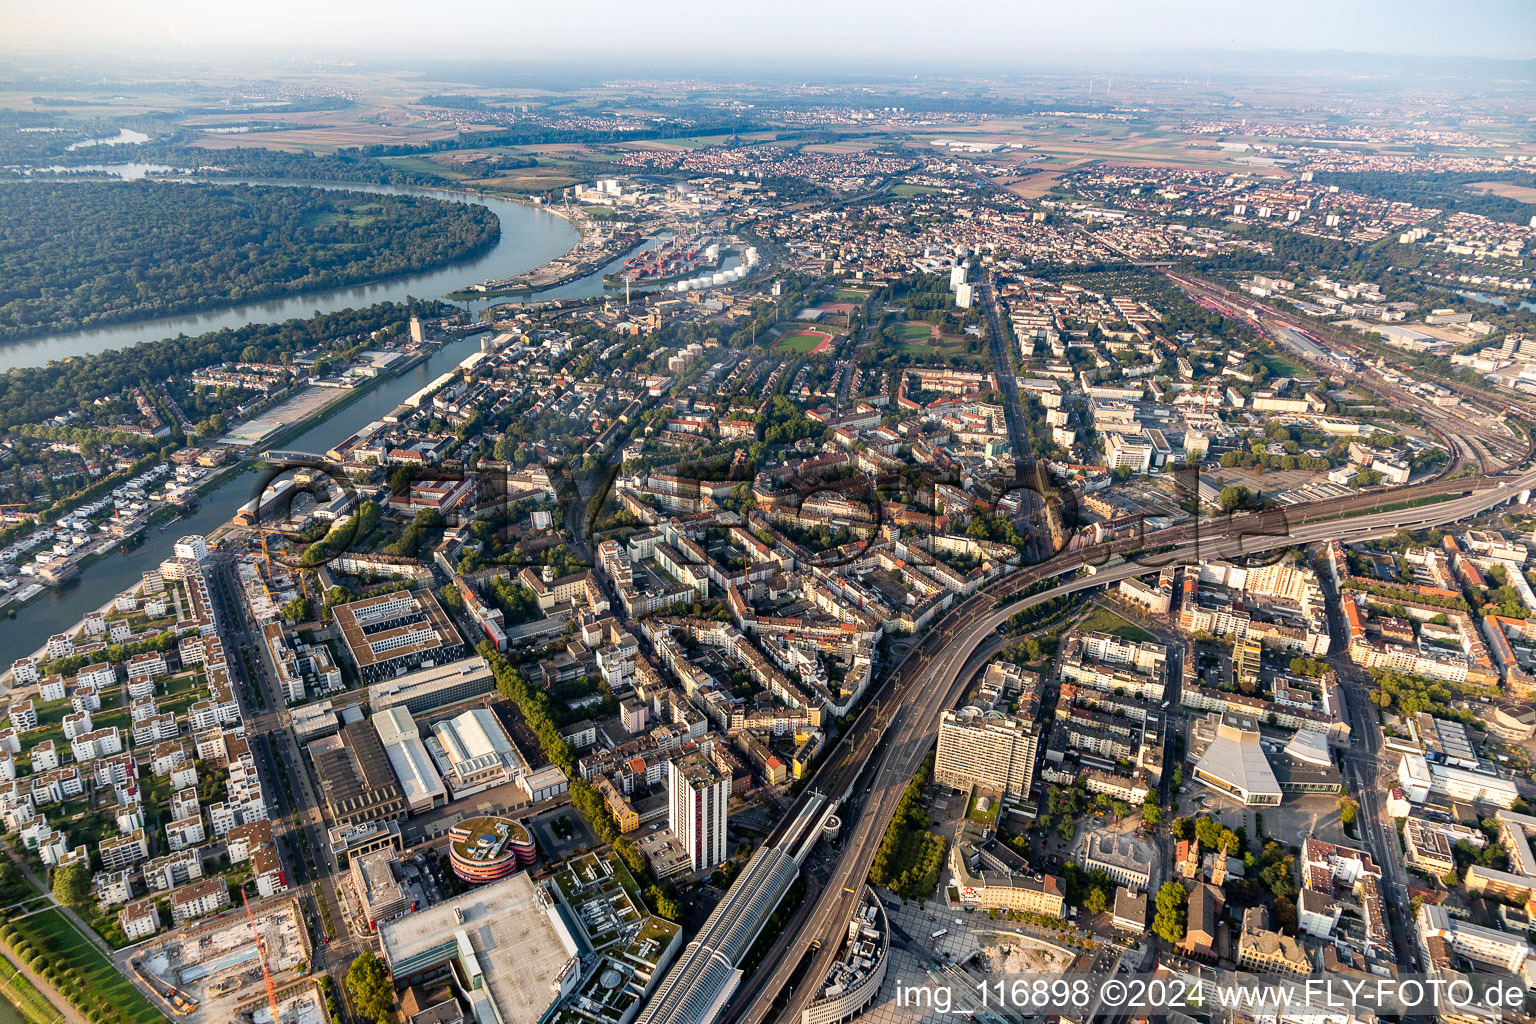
[204,556,368,983]
[699,464,1536,1024]
[1316,560,1422,973]
[640,255,1536,1024]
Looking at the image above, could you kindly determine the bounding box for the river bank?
[0,456,250,630]
[0,180,505,349]
[0,332,489,671]
[0,179,578,372]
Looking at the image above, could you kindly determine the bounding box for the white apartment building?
[668,752,730,872]
[935,707,1040,798]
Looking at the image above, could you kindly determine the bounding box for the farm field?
[1467,181,1536,203]
[191,123,462,153]
[463,173,580,193]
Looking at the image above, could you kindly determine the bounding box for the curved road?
[718,465,1536,1024]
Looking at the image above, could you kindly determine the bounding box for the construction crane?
[241,888,282,1024]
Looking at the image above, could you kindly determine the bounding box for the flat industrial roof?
[312,719,398,804]
[379,873,580,1024]
[371,706,447,810]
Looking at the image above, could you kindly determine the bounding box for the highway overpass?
[638,464,1536,1024]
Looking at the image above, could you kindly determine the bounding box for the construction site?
[251,981,329,1024]
[126,896,312,1024]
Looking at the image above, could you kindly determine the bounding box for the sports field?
[1259,353,1306,378]
[891,323,934,341]
[895,334,971,358]
[776,328,834,354]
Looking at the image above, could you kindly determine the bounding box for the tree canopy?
[0,182,497,341]
[1152,881,1188,943]
[345,951,395,1023]
[50,861,91,909]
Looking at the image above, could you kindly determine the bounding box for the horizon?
[3,0,1534,65]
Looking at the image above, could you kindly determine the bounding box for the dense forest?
[1312,169,1536,225]
[0,300,449,432]
[0,181,498,341]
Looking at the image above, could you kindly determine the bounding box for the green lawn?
[1077,605,1156,644]
[966,792,1000,825]
[891,183,941,197]
[776,329,832,354]
[1259,353,1306,378]
[890,322,934,341]
[0,953,65,1024]
[6,908,161,1024]
[895,335,971,358]
[833,289,871,302]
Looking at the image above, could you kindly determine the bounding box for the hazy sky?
[4,0,1534,62]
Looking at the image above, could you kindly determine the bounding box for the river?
[65,128,151,150]
[0,171,715,666]
[0,179,580,371]
[0,168,675,1021]
[1455,289,1536,314]
[0,332,489,669]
